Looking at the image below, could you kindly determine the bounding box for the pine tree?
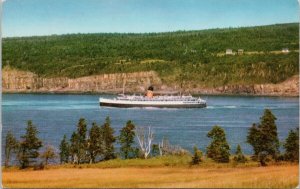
[4,131,19,167]
[69,118,88,164]
[118,120,136,159]
[70,131,79,164]
[18,120,43,169]
[77,118,88,163]
[102,117,116,160]
[283,128,299,162]
[247,109,280,166]
[59,135,70,164]
[88,122,103,163]
[206,125,230,163]
[233,144,247,163]
[191,146,203,165]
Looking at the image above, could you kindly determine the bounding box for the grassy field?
[3,156,299,188]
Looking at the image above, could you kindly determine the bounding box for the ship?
[99,86,206,108]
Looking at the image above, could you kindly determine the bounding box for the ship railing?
[116,95,206,103]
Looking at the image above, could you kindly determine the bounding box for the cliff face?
[2,67,162,93]
[188,75,299,96]
[2,67,299,96]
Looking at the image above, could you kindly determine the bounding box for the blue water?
[2,94,299,160]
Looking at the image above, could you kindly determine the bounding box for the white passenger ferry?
[99,86,206,108]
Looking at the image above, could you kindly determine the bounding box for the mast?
[180,78,183,97]
[122,78,126,95]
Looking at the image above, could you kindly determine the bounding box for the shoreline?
[3,67,299,97]
[2,90,299,97]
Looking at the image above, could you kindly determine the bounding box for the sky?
[2,0,299,37]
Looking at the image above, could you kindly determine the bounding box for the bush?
[158,138,189,156]
[191,146,203,165]
[233,144,247,163]
[33,162,45,170]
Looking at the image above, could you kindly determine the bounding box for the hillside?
[2,23,299,91]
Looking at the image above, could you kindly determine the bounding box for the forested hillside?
[2,23,299,87]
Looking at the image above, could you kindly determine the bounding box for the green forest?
[3,23,299,87]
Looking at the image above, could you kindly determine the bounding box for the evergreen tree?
[206,125,230,163]
[283,128,299,162]
[18,120,43,169]
[40,145,56,165]
[102,117,116,160]
[77,118,88,163]
[233,144,247,163]
[70,131,79,164]
[118,120,136,159]
[88,122,103,163]
[59,135,70,164]
[247,109,280,166]
[191,146,203,165]
[4,131,19,167]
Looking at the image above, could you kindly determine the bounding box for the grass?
[3,155,299,188]
[57,155,193,169]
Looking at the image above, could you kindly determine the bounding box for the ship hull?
[99,98,206,108]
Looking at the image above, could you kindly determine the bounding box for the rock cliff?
[2,67,162,93]
[188,75,299,96]
[2,67,299,96]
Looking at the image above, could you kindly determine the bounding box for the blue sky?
[2,0,299,37]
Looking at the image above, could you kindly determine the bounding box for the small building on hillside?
[282,48,289,53]
[237,49,244,55]
[225,49,233,55]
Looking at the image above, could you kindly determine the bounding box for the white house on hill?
[282,48,289,53]
[225,49,233,55]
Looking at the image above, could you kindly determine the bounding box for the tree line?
[5,109,299,169]
[2,23,299,87]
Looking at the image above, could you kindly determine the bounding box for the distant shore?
[3,67,298,97]
[2,90,299,97]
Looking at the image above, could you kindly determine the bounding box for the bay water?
[2,93,299,162]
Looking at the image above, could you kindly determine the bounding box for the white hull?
[99,97,207,108]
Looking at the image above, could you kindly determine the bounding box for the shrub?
[33,162,45,170]
[191,146,203,165]
[233,144,247,163]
